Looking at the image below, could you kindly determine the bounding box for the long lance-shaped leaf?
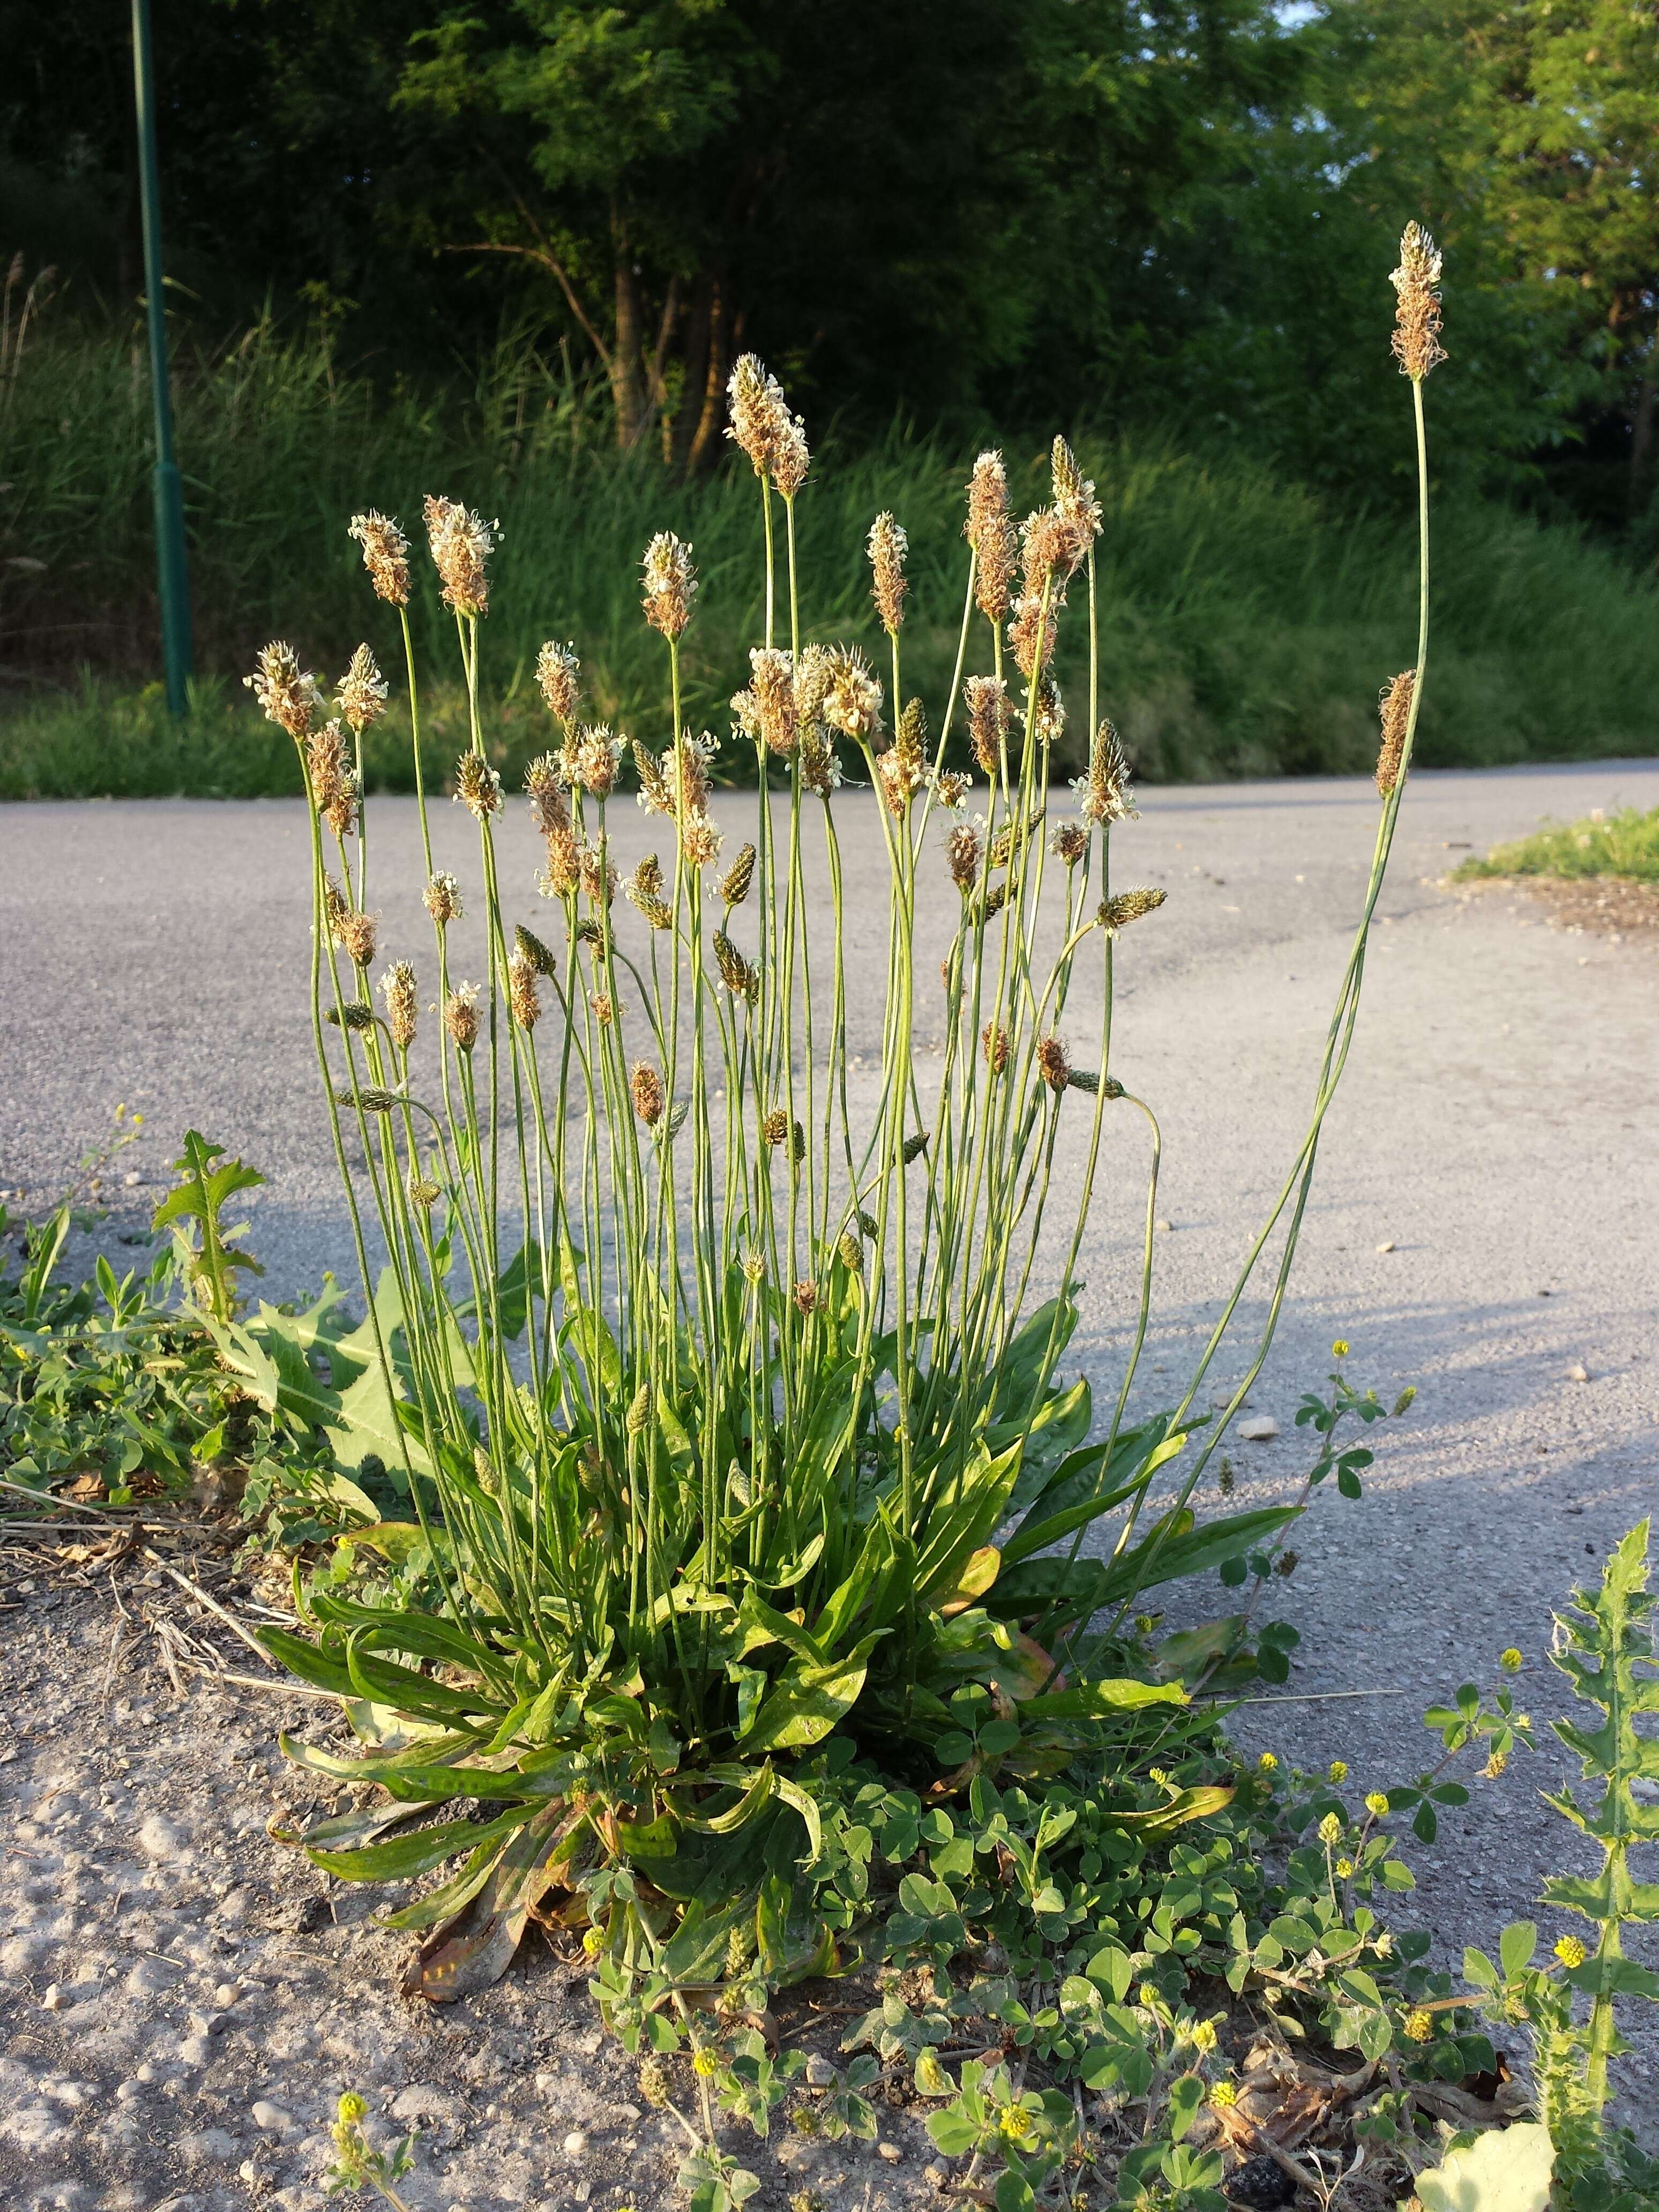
[307,1799,541,1881]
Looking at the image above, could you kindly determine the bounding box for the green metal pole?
[131,0,193,715]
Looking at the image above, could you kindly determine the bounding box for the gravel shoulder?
[2,759,1658,2206]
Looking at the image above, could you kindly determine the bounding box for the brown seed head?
[514,924,558,976]
[933,769,970,812]
[720,842,757,906]
[589,990,616,1026]
[713,930,754,997]
[681,810,722,870]
[1051,437,1102,550]
[794,642,834,722]
[1021,503,1088,591]
[423,870,463,926]
[336,644,388,736]
[641,531,697,641]
[562,724,626,800]
[525,752,572,838]
[539,825,581,901]
[1007,591,1057,682]
[535,640,581,727]
[726,354,794,481]
[626,856,672,928]
[338,908,378,970]
[348,511,410,607]
[306,718,358,836]
[792,1279,819,1317]
[964,674,1009,776]
[632,741,674,818]
[837,1230,862,1273]
[896,696,928,767]
[668,729,715,819]
[507,944,541,1029]
[454,750,503,819]
[762,1107,789,1147]
[1037,1035,1070,1092]
[1376,669,1415,797]
[1072,718,1137,827]
[1391,222,1446,382]
[578,841,617,906]
[379,959,419,1050]
[630,1062,666,1125]
[821,646,883,742]
[735,647,798,755]
[966,450,1017,622]
[1030,675,1065,747]
[1050,822,1088,868]
[245,640,323,741]
[988,811,1031,869]
[423,494,495,618]
[444,981,480,1052]
[946,818,984,892]
[982,1022,1010,1074]
[1098,887,1167,934]
[868,512,909,634]
[876,747,923,819]
[800,728,841,798]
[321,874,346,937]
[773,410,811,499]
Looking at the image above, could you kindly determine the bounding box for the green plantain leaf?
[745,1634,884,1752]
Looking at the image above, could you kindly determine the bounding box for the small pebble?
[1155,1216,1174,1233]
[213,1982,240,2008]
[877,2140,902,2163]
[250,2099,292,2132]
[1566,1362,1591,1382]
[805,2053,836,2088]
[1238,1416,1279,1442]
[564,2129,589,2157]
[924,2165,947,2189]
[41,1984,62,2011]
[1374,1238,1395,1253]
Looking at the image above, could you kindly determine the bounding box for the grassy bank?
[4,317,1658,797]
[1457,805,1659,882]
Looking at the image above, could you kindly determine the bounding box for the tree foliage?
[4,0,1657,521]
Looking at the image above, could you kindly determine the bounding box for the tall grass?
[4,311,1657,799]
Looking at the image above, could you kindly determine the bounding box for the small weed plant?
[1456,805,1659,886]
[214,223,1629,2206]
[0,1119,338,1513]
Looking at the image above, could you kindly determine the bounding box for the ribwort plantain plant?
[237,229,1445,2013]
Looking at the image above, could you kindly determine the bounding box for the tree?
[1310,0,1659,512]
[394,0,1299,460]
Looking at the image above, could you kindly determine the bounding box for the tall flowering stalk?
[248,231,1443,2006]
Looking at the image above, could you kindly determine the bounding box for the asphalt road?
[4,759,1658,2104]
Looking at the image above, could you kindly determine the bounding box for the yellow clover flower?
[1555,1936,1588,1969]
